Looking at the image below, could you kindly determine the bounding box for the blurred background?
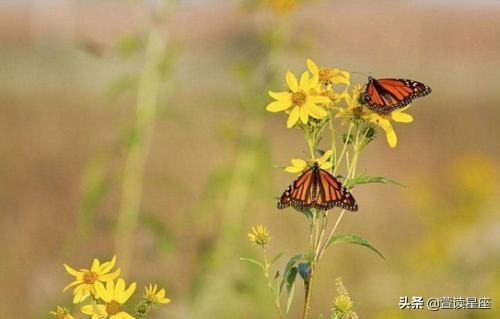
[0,0,499,318]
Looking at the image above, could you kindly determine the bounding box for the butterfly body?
[363,76,431,114]
[278,162,358,212]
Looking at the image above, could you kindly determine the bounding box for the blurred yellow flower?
[364,106,413,148]
[268,0,298,14]
[333,295,353,313]
[81,278,136,319]
[63,256,121,304]
[50,306,74,319]
[285,150,334,173]
[306,59,350,90]
[267,70,330,128]
[145,284,171,305]
[248,224,271,247]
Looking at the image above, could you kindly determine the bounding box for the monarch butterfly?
[363,76,431,114]
[277,162,358,212]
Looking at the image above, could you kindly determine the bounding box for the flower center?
[82,271,98,284]
[319,68,334,82]
[106,300,123,315]
[291,91,307,107]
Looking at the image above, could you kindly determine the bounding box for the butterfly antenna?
[351,71,370,77]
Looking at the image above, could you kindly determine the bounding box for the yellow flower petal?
[90,259,100,272]
[96,281,111,302]
[81,304,107,316]
[306,59,318,74]
[299,106,309,124]
[317,150,333,165]
[157,289,166,299]
[285,166,304,173]
[320,162,333,170]
[309,73,319,89]
[115,312,135,319]
[268,90,290,101]
[308,95,330,105]
[115,278,125,300]
[299,71,310,89]
[99,268,121,282]
[286,71,299,92]
[98,256,116,274]
[386,127,397,148]
[64,264,82,277]
[117,282,136,304]
[266,100,291,112]
[63,280,80,292]
[291,158,307,169]
[73,285,91,304]
[377,117,392,131]
[287,106,300,128]
[305,103,328,119]
[391,111,413,123]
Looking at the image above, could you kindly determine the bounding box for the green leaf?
[280,254,303,293]
[240,257,265,272]
[271,251,285,265]
[273,270,281,306]
[297,262,311,286]
[325,234,385,260]
[285,267,298,291]
[285,268,297,313]
[345,175,404,188]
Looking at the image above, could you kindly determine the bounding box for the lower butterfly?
[277,162,358,212]
[363,76,432,114]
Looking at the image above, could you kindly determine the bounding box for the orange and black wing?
[278,165,358,212]
[363,77,431,114]
[314,168,358,211]
[277,167,315,209]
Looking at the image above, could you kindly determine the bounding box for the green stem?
[302,263,314,319]
[329,113,337,173]
[333,121,354,175]
[263,249,285,319]
[115,26,165,273]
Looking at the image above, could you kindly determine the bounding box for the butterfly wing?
[277,168,315,209]
[278,166,358,212]
[315,168,358,211]
[364,77,431,114]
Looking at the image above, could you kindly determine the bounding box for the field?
[0,1,499,318]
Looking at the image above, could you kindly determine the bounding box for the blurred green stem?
[115,27,166,272]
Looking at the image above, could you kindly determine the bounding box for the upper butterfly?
[277,162,358,212]
[362,76,431,114]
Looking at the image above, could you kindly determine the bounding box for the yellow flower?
[63,256,121,303]
[364,106,413,148]
[333,295,353,313]
[267,70,330,128]
[50,306,74,319]
[336,84,367,121]
[81,278,136,319]
[331,278,358,318]
[285,150,333,173]
[306,59,350,90]
[248,224,271,247]
[145,284,171,305]
[267,0,298,14]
